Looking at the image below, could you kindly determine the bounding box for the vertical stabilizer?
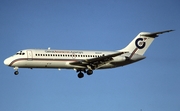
[121,30,174,56]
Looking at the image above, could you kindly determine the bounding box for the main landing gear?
[78,72,84,78]
[77,69,93,78]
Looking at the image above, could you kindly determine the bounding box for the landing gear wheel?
[14,71,19,75]
[77,72,84,78]
[87,70,93,75]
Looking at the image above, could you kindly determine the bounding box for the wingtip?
[167,29,175,32]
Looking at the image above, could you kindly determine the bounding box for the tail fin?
[121,30,174,56]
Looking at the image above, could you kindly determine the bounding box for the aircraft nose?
[4,58,10,66]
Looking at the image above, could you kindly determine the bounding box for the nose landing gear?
[14,67,19,75]
[14,71,19,75]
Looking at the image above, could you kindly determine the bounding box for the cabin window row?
[35,54,102,58]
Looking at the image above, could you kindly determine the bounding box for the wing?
[69,51,127,70]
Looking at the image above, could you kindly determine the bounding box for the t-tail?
[121,30,174,58]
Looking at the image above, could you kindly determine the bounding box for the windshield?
[16,51,25,55]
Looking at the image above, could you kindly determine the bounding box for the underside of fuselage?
[10,55,145,69]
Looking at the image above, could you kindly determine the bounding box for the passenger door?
[27,50,33,60]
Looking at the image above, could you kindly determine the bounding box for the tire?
[14,71,19,75]
[78,72,84,78]
[87,70,93,75]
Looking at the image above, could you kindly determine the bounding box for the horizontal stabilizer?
[140,30,174,37]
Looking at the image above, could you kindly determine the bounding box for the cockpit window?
[16,51,25,55]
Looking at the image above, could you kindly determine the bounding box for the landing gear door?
[27,50,33,60]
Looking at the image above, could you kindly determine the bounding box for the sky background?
[0,0,180,111]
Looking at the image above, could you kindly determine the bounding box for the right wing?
[70,51,128,70]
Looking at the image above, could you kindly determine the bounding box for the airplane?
[4,30,174,78]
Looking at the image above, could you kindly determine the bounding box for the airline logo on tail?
[135,38,147,49]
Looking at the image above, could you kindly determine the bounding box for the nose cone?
[4,58,10,66]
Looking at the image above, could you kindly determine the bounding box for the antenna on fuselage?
[48,47,51,50]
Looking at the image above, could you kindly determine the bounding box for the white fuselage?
[3,30,173,78]
[4,49,144,70]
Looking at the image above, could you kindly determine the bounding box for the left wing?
[69,51,127,70]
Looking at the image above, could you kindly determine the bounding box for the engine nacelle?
[112,56,126,62]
